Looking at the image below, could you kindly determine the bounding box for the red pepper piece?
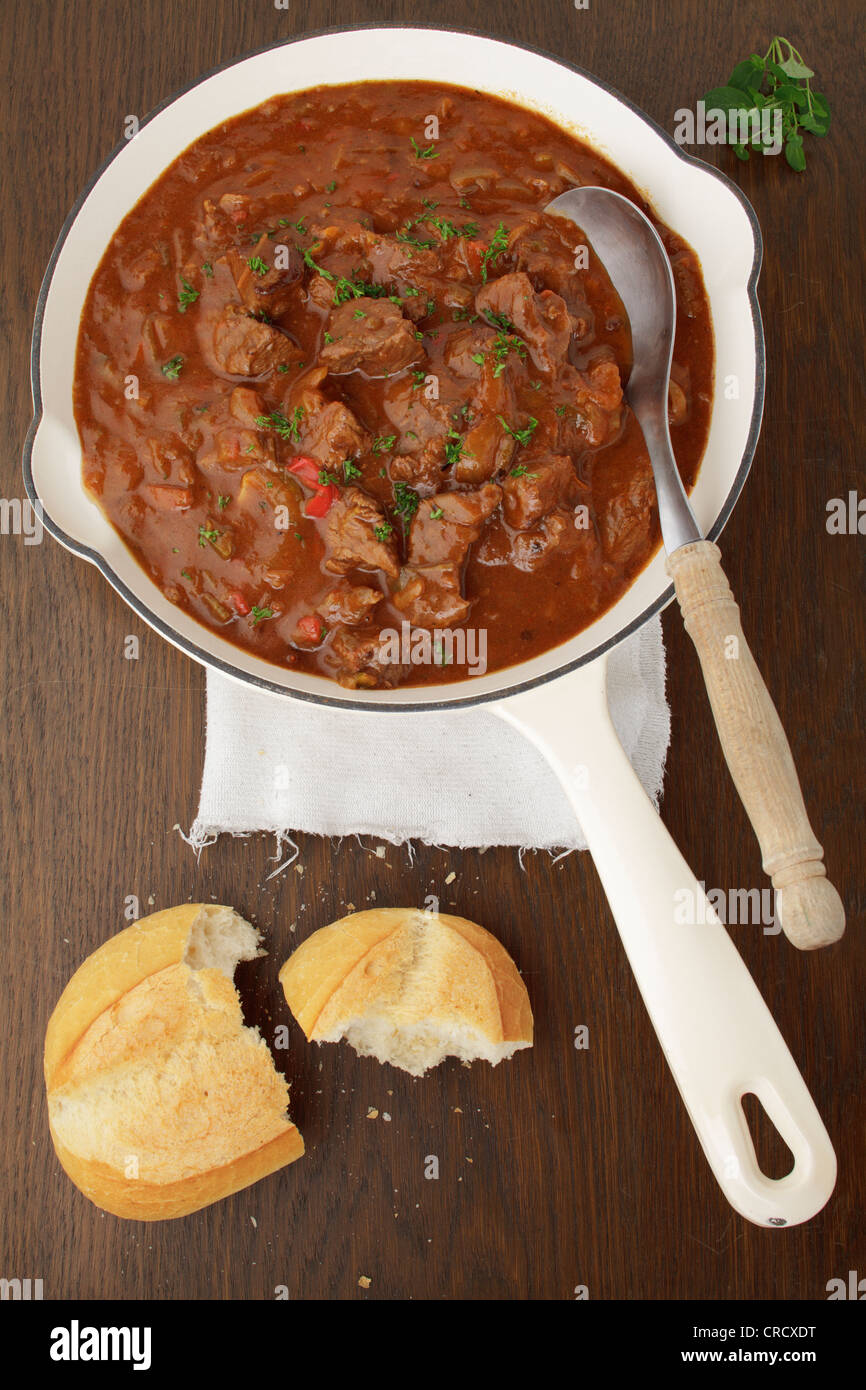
[287,455,321,487]
[304,484,339,518]
[294,614,326,645]
[229,590,251,616]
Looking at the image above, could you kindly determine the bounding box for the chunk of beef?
[511,219,593,331]
[229,386,267,427]
[557,361,624,451]
[201,427,275,471]
[444,325,497,379]
[502,454,576,530]
[146,434,195,483]
[406,483,502,567]
[365,234,441,290]
[324,486,400,579]
[456,416,514,483]
[320,297,423,377]
[212,304,296,376]
[228,237,304,319]
[329,625,409,690]
[380,377,461,491]
[395,484,501,629]
[580,359,623,412]
[309,214,374,255]
[598,458,656,566]
[475,271,572,375]
[299,400,371,468]
[511,512,571,571]
[391,563,471,628]
[316,583,383,626]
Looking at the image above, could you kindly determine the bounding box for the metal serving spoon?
[546,186,844,950]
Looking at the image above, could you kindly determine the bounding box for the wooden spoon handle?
[666,540,844,950]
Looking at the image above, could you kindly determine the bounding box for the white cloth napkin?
[186,617,669,862]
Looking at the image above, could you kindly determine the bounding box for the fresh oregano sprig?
[703,36,830,171]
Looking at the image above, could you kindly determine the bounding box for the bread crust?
[48,1124,305,1222]
[45,904,304,1221]
[279,907,533,1047]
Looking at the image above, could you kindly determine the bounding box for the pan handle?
[495,657,836,1227]
[666,539,844,950]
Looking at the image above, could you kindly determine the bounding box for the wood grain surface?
[1,0,862,1302]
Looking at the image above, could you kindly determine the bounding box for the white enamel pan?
[23,26,837,1226]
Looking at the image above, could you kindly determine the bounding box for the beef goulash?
[74,82,713,688]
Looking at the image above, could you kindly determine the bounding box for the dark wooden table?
[2,0,862,1302]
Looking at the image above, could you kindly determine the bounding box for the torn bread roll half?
[279,908,533,1077]
[44,904,303,1221]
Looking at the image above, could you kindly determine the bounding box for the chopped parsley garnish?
[217,495,231,509]
[255,406,305,443]
[247,256,269,277]
[201,261,213,277]
[480,222,509,282]
[326,179,337,192]
[333,273,388,305]
[372,434,397,455]
[177,277,199,312]
[198,524,221,547]
[352,308,367,319]
[396,227,436,250]
[250,605,274,626]
[510,464,539,478]
[303,246,334,280]
[411,368,427,390]
[491,330,527,377]
[497,414,539,447]
[392,482,420,524]
[374,523,393,540]
[429,505,444,520]
[444,429,467,469]
[317,468,341,485]
[161,355,184,380]
[290,218,307,234]
[342,459,362,481]
[410,136,438,159]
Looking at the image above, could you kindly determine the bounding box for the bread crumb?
[375,845,386,858]
[366,1107,379,1119]
[453,1106,463,1113]
[251,1216,258,1227]
[294,864,304,876]
[444,871,456,884]
[346,902,356,912]
[358,1275,371,1288]
[382,1112,391,1122]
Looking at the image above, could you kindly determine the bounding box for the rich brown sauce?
[74,81,713,687]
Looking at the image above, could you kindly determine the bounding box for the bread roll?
[279,908,533,1077]
[45,904,303,1220]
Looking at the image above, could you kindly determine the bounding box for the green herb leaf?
[255,407,305,443]
[480,222,509,283]
[410,136,438,160]
[177,277,199,313]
